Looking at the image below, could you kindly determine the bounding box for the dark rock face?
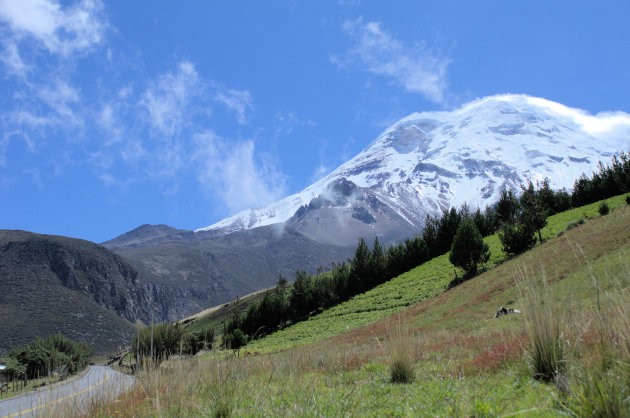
[0,232,158,324]
[0,231,155,353]
[351,207,375,224]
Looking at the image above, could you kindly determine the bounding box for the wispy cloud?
[332,18,450,104]
[0,1,281,218]
[0,0,108,159]
[214,86,254,125]
[273,111,316,137]
[140,60,202,136]
[194,131,287,212]
[0,0,107,59]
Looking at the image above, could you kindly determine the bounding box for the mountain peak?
[197,95,630,244]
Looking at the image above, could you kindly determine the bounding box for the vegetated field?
[182,287,270,336]
[88,195,630,416]
[244,194,628,353]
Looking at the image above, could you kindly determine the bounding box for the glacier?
[197,94,630,239]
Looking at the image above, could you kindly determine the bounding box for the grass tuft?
[568,256,630,416]
[518,268,567,384]
[387,321,415,384]
[570,372,627,417]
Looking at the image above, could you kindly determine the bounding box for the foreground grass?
[84,198,630,416]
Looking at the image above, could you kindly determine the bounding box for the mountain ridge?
[197,94,630,245]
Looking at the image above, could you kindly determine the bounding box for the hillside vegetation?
[88,195,630,416]
[243,194,628,353]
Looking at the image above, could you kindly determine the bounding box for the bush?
[626,194,630,205]
[599,201,610,215]
[6,334,93,379]
[224,329,247,355]
[135,322,185,363]
[566,218,585,230]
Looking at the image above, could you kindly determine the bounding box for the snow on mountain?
[197,94,630,238]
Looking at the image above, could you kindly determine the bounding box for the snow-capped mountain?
[197,95,630,245]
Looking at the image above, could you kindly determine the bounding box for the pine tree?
[520,181,548,243]
[449,218,490,276]
[370,236,386,286]
[496,189,519,225]
[499,222,537,257]
[350,238,370,294]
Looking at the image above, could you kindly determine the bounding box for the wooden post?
[136,331,140,374]
[150,324,154,365]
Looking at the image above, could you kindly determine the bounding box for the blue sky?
[1,0,629,242]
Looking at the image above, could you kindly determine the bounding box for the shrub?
[135,321,185,364]
[566,218,585,230]
[224,328,247,355]
[599,201,610,215]
[626,194,630,205]
[205,328,215,350]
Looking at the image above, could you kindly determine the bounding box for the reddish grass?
[461,336,525,374]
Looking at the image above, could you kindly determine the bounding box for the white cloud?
[195,131,287,213]
[1,42,29,77]
[524,96,630,136]
[38,77,81,124]
[0,0,107,57]
[215,86,254,125]
[334,18,450,103]
[140,60,202,136]
[0,0,107,159]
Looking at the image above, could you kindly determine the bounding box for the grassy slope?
[246,194,628,353]
[90,196,630,417]
[182,288,269,335]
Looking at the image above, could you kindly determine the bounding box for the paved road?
[0,366,134,417]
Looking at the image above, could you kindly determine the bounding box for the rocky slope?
[0,230,179,354]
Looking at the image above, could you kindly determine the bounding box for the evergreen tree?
[436,208,462,254]
[350,238,370,293]
[499,222,537,257]
[289,270,313,317]
[422,215,439,257]
[449,218,490,276]
[520,181,548,243]
[496,189,519,225]
[370,236,386,286]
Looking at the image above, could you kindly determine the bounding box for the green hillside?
[244,194,628,353]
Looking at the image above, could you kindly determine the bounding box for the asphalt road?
[0,366,134,417]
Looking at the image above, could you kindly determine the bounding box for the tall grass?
[567,252,630,416]
[200,357,238,417]
[384,320,415,384]
[517,267,567,384]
